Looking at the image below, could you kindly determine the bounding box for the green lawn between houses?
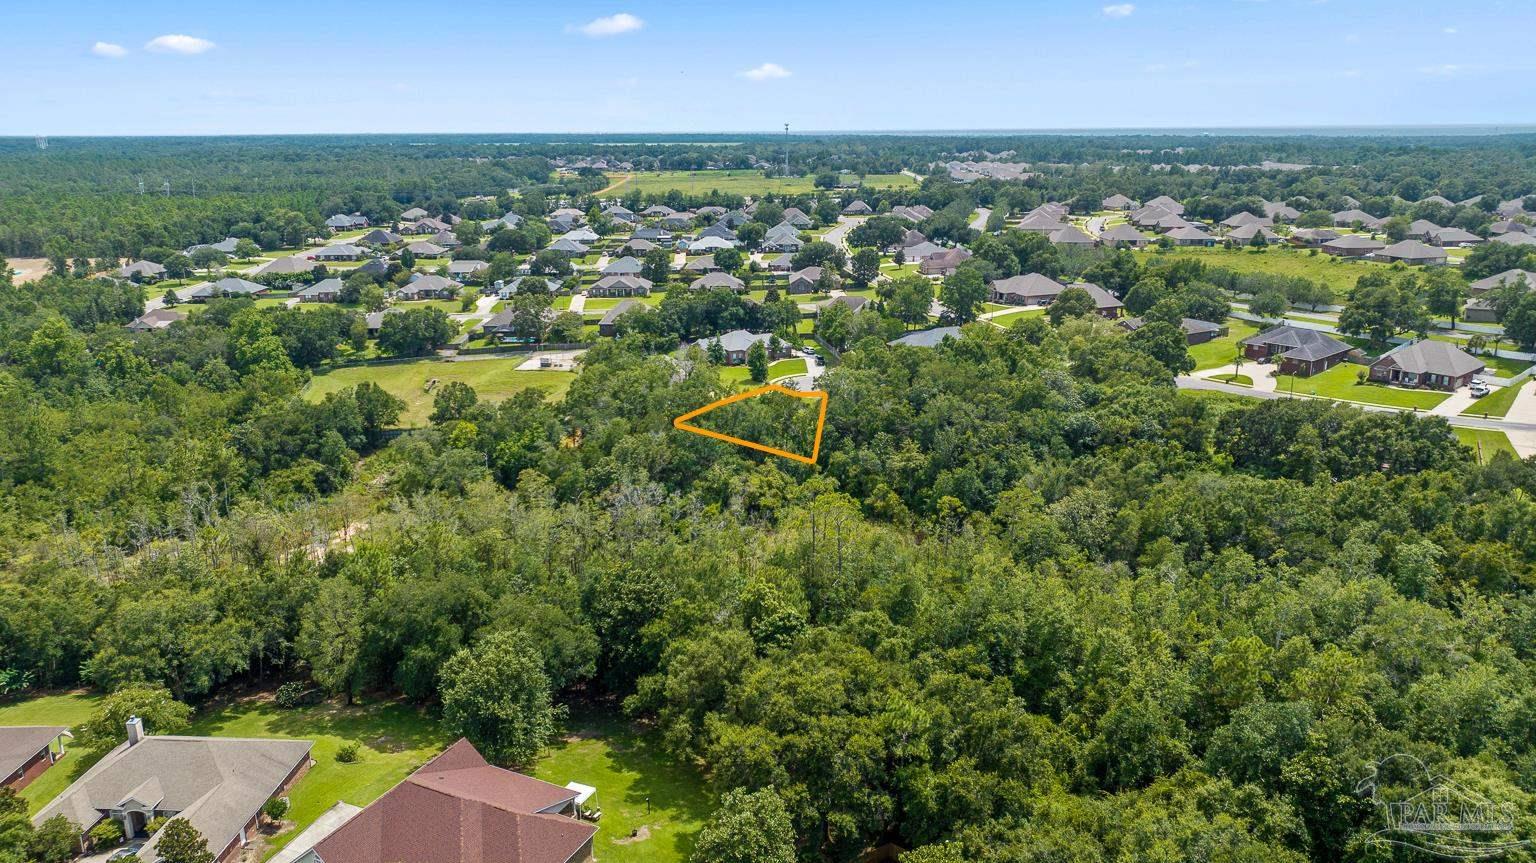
[0,693,709,863]
[1274,362,1450,410]
[719,358,807,386]
[1454,428,1519,463]
[1461,379,1528,418]
[1189,318,1261,371]
[303,358,575,426]
[988,308,1047,328]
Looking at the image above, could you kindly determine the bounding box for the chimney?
[126,716,145,747]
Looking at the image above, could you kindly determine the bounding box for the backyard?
[1274,362,1450,410]
[0,692,709,863]
[1189,318,1261,371]
[303,358,576,425]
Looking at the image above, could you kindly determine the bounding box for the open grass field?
[304,358,576,425]
[1454,428,1519,463]
[601,170,916,197]
[1460,379,1528,418]
[988,308,1047,327]
[1189,318,1262,371]
[1148,246,1392,298]
[533,710,710,863]
[1275,362,1450,410]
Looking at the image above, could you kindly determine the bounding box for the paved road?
[969,208,992,232]
[1085,216,1108,237]
[822,216,862,253]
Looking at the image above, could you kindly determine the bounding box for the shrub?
[263,797,290,822]
[274,682,316,709]
[335,742,361,763]
[88,818,124,850]
[145,816,167,835]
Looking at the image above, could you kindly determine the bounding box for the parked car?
[1470,382,1491,397]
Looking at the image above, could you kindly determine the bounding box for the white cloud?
[740,62,791,81]
[1420,63,1461,76]
[91,41,127,58]
[144,34,216,55]
[1102,4,1135,18]
[573,13,644,37]
[1443,26,1458,34]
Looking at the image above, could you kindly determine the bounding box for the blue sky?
[3,0,1532,135]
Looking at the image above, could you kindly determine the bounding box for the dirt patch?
[7,258,49,283]
[613,825,652,845]
[562,729,604,742]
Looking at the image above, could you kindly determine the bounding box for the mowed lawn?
[1148,246,1392,298]
[0,692,103,813]
[532,712,711,863]
[304,358,576,425]
[719,358,807,385]
[1275,363,1450,410]
[1454,428,1519,463]
[1461,379,1528,418]
[1189,318,1261,371]
[602,170,916,197]
[988,307,1047,327]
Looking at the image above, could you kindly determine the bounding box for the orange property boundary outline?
[672,385,829,465]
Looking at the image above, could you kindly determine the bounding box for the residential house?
[1221,212,1272,230]
[365,309,402,336]
[919,247,973,276]
[431,231,462,250]
[598,299,641,336]
[1099,224,1152,248]
[185,277,268,301]
[899,229,929,250]
[1071,282,1125,318]
[763,224,804,253]
[0,727,70,790]
[719,209,751,229]
[901,241,945,261]
[764,253,795,273]
[660,213,697,232]
[406,241,447,258]
[890,205,933,223]
[641,204,676,218]
[356,258,390,277]
[602,204,636,224]
[1429,227,1482,247]
[400,207,429,221]
[1166,226,1218,246]
[1101,194,1138,210]
[1049,225,1097,247]
[1289,228,1341,246]
[1017,212,1069,234]
[782,207,813,228]
[1155,213,1194,232]
[1375,240,1448,265]
[312,245,365,262]
[1407,219,1442,241]
[547,238,590,256]
[589,275,653,297]
[1226,224,1281,245]
[325,214,369,231]
[1131,206,1175,228]
[1331,209,1384,229]
[1241,324,1353,376]
[989,273,1064,305]
[1120,316,1226,345]
[788,266,826,294]
[408,217,451,236]
[560,229,600,245]
[693,330,790,365]
[448,260,489,280]
[395,274,462,300]
[1321,234,1386,257]
[1369,340,1484,390]
[254,256,319,276]
[687,236,738,254]
[690,271,746,292]
[1491,232,1536,247]
[1263,202,1301,222]
[1464,269,1536,321]
[1144,195,1185,214]
[842,200,874,215]
[696,206,728,219]
[632,227,673,247]
[294,278,344,303]
[1489,220,1529,235]
[546,215,581,234]
[359,229,403,246]
[698,222,738,242]
[820,294,871,314]
[184,237,241,257]
[602,256,645,276]
[1419,195,1456,207]
[620,238,658,256]
[683,255,720,274]
[291,739,596,863]
[127,308,188,331]
[119,260,166,281]
[35,718,310,863]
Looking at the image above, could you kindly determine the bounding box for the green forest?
[0,134,1533,863]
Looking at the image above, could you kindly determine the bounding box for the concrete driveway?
[267,802,361,863]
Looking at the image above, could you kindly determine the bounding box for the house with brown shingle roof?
[296,740,595,863]
[1369,340,1484,390]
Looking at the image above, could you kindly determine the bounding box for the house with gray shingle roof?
[1263,202,1301,222]
[294,278,344,302]
[1375,240,1448,265]
[842,200,873,215]
[1144,195,1185,215]
[1322,234,1386,257]
[1369,340,1484,390]
[1102,194,1138,211]
[36,719,310,863]
[0,727,69,791]
[1331,209,1384,229]
[589,275,652,297]
[602,256,645,276]
[889,326,962,348]
[690,271,746,292]
[989,273,1065,305]
[1050,225,1097,247]
[1429,227,1482,247]
[1241,324,1353,376]
[120,260,167,281]
[1166,226,1217,246]
[693,330,789,365]
[1099,224,1152,248]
